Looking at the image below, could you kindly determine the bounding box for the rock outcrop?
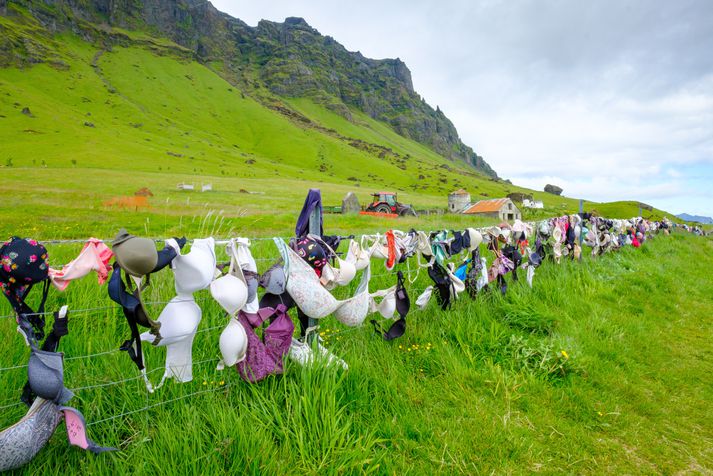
[544,184,563,195]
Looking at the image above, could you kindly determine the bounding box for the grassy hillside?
[0,231,710,474]
[0,9,678,240]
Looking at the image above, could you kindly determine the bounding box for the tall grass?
[0,231,711,474]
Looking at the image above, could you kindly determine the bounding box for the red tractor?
[364,192,417,216]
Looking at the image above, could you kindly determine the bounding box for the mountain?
[676,213,713,224]
[1,0,496,177]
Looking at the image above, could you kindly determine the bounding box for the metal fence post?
[306,200,321,344]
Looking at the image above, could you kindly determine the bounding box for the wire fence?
[0,220,675,428]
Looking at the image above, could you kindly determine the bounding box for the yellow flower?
[598,411,603,417]
[561,350,569,359]
[219,380,225,385]
[202,381,207,385]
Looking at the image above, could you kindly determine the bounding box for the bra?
[258,263,287,295]
[362,234,389,260]
[230,238,260,313]
[210,239,251,317]
[370,271,410,320]
[276,238,371,326]
[217,316,248,370]
[27,348,74,405]
[369,286,397,319]
[309,234,357,290]
[167,237,216,296]
[345,239,370,271]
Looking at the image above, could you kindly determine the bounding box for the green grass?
[0,231,711,474]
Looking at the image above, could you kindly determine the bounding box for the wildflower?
[598,411,603,417]
[202,381,207,385]
[561,350,569,359]
[219,381,225,385]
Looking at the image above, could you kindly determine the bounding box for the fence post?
[306,201,321,344]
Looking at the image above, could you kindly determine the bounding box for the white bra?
[309,235,357,290]
[362,234,389,260]
[369,286,397,319]
[276,238,371,326]
[345,239,371,271]
[167,237,216,296]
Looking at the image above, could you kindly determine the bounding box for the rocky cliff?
[5,0,497,177]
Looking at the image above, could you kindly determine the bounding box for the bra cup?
[369,286,397,319]
[140,298,201,347]
[173,238,216,295]
[321,262,338,290]
[370,241,388,260]
[28,351,70,403]
[0,398,62,472]
[446,264,466,294]
[332,258,357,287]
[333,291,370,327]
[346,240,370,271]
[277,239,338,319]
[210,274,248,316]
[333,264,371,327]
[219,317,248,368]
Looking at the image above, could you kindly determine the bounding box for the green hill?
[0,2,676,239]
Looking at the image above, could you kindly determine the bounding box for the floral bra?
[275,238,371,326]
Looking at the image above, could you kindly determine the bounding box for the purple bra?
[237,304,295,383]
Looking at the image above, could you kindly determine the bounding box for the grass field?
[0,230,711,474]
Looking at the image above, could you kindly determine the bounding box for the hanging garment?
[363,234,389,260]
[345,239,371,271]
[0,237,51,341]
[138,237,216,388]
[427,261,454,310]
[295,188,323,238]
[108,230,185,386]
[0,310,114,472]
[416,287,433,309]
[276,238,371,325]
[370,271,410,341]
[310,235,356,290]
[48,239,113,291]
[385,230,399,270]
[229,238,260,313]
[291,236,328,277]
[465,249,484,297]
[236,305,295,383]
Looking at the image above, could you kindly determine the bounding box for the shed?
[448,189,471,213]
[462,198,521,221]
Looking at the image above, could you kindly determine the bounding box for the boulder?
[507,192,533,203]
[342,192,360,214]
[544,184,563,196]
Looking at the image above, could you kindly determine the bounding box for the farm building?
[448,189,471,213]
[462,198,521,221]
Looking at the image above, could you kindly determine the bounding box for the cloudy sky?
[212,0,713,216]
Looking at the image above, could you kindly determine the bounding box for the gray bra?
[27,348,74,405]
